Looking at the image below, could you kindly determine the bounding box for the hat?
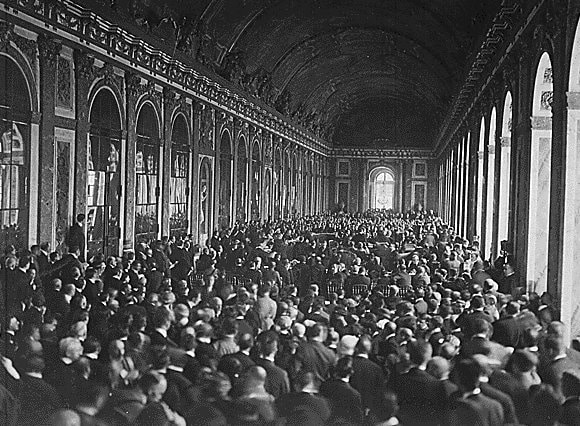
[338,335,359,356]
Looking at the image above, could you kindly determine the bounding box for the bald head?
[427,356,450,380]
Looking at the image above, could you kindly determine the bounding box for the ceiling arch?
[123,0,502,148]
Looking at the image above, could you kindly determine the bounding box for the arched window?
[135,103,160,244]
[527,52,553,295]
[236,137,247,222]
[0,55,30,252]
[88,89,122,257]
[370,168,395,210]
[218,131,232,230]
[485,107,497,258]
[497,92,512,251]
[476,117,486,241]
[169,114,190,237]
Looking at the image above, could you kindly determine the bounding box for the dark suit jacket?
[448,392,504,426]
[480,382,518,424]
[295,340,337,384]
[456,310,494,339]
[16,374,63,425]
[276,391,331,426]
[255,358,290,399]
[320,378,364,425]
[392,367,445,426]
[65,223,85,261]
[560,397,580,426]
[54,254,83,285]
[539,355,580,394]
[149,330,179,348]
[351,355,385,412]
[492,315,521,347]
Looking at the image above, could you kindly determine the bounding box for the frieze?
[434,0,524,154]
[2,0,330,156]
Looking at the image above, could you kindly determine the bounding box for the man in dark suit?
[320,356,364,425]
[560,370,580,426]
[53,246,84,285]
[149,307,179,348]
[277,370,331,425]
[392,339,445,426]
[492,301,522,348]
[448,358,504,426]
[255,331,290,399]
[350,334,385,415]
[8,255,33,314]
[65,214,86,262]
[14,354,63,424]
[44,337,85,406]
[294,323,337,383]
[455,295,494,339]
[223,333,255,370]
[540,336,580,396]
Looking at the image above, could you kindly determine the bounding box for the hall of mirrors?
[2,0,580,341]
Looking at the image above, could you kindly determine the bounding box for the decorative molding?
[1,0,332,156]
[332,147,433,160]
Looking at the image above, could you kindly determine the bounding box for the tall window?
[135,103,160,244]
[88,89,122,257]
[372,170,395,210]
[0,56,30,252]
[497,92,512,253]
[476,117,486,241]
[527,52,553,295]
[169,115,190,237]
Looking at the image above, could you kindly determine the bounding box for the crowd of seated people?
[0,209,579,425]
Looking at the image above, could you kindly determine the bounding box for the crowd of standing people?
[0,209,579,425]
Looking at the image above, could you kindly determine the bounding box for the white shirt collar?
[155,328,167,338]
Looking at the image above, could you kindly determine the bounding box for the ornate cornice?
[1,0,331,156]
[332,147,433,160]
[434,0,530,156]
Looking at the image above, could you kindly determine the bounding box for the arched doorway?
[135,103,161,244]
[527,51,553,295]
[497,91,512,252]
[199,158,212,244]
[484,107,497,258]
[236,137,247,222]
[476,117,486,241]
[88,88,122,257]
[218,131,232,229]
[369,167,396,210]
[169,114,190,237]
[0,55,30,252]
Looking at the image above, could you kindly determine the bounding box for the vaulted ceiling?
[114,0,502,148]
